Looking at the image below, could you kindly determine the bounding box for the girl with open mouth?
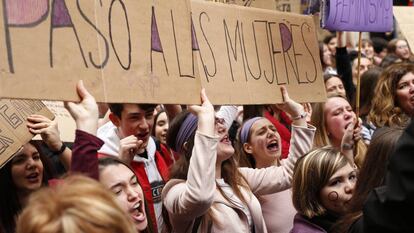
[162,87,315,233]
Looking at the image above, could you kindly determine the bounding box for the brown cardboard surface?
[213,0,302,13]
[0,127,21,170]
[0,0,200,104]
[394,7,414,51]
[0,99,54,168]
[0,0,325,105]
[33,101,76,143]
[192,0,326,104]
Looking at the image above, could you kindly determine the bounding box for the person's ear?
[109,113,121,127]
[183,141,188,153]
[243,142,253,154]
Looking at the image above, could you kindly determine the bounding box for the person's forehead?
[326,97,349,110]
[12,144,38,160]
[157,112,168,122]
[362,41,372,47]
[330,163,353,178]
[397,40,407,45]
[399,72,414,83]
[326,76,342,85]
[356,58,372,66]
[122,104,147,114]
[101,164,134,183]
[251,118,272,130]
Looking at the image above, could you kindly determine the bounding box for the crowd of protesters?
[2,2,414,233]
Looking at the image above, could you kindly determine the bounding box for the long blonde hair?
[16,175,136,233]
[311,96,367,167]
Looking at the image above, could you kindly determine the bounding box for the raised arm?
[240,86,315,195]
[162,89,218,220]
[27,115,72,170]
[65,80,102,180]
[336,31,355,101]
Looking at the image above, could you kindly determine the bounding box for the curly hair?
[368,63,414,128]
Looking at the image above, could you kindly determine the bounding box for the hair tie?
[175,113,198,153]
[240,117,263,144]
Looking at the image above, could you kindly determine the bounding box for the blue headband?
[175,113,198,153]
[240,117,263,144]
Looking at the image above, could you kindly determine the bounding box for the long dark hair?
[151,110,166,138]
[333,127,403,233]
[98,157,154,233]
[358,67,383,118]
[0,141,55,233]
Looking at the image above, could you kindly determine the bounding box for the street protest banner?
[0,0,325,104]
[321,0,393,32]
[0,99,54,168]
[192,0,325,104]
[33,101,76,142]
[394,7,414,51]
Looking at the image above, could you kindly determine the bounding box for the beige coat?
[162,125,315,233]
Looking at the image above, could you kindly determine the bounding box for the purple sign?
[321,0,393,32]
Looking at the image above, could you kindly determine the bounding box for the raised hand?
[64,80,99,135]
[188,88,215,136]
[341,120,359,166]
[353,118,363,142]
[303,103,312,122]
[27,114,63,152]
[276,86,306,127]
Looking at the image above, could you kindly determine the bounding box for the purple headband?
[175,113,198,153]
[240,117,263,144]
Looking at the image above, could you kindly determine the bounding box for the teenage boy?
[98,103,172,233]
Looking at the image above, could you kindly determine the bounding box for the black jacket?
[362,119,414,232]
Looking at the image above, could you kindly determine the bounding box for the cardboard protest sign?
[0,0,325,104]
[192,0,325,104]
[227,0,302,13]
[33,101,76,142]
[0,0,200,104]
[0,99,54,168]
[320,0,393,32]
[394,7,414,50]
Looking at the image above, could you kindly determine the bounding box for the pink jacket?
[162,125,315,233]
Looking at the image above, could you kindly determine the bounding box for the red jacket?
[129,144,171,233]
[264,111,291,159]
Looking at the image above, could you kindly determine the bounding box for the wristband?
[291,112,307,121]
[52,143,67,155]
[341,143,354,150]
